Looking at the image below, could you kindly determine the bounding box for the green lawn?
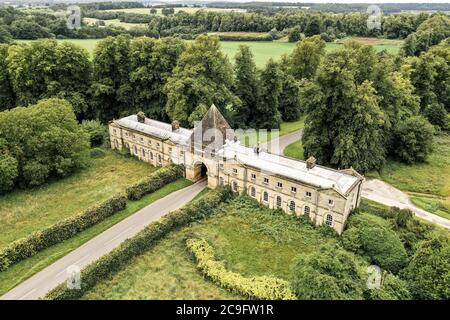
[0,150,155,250]
[367,133,450,219]
[284,140,304,160]
[82,196,351,299]
[14,38,401,67]
[0,178,192,296]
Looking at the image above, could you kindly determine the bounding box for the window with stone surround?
[326,214,333,226]
[289,201,296,212]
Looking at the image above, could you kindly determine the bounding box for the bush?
[290,244,365,300]
[0,153,18,193]
[342,213,408,273]
[365,273,411,300]
[80,120,107,147]
[44,187,233,300]
[186,238,295,300]
[392,116,435,164]
[0,193,127,271]
[423,103,448,129]
[126,165,184,200]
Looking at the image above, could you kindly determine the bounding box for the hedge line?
[126,165,184,200]
[44,187,233,300]
[186,238,296,300]
[0,193,127,271]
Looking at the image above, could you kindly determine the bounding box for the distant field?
[104,7,247,15]
[0,150,155,250]
[14,37,401,67]
[83,18,147,30]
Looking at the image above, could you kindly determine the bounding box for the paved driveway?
[1,180,207,300]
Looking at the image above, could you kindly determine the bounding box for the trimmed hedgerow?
[0,193,127,271]
[126,165,184,200]
[186,238,296,300]
[44,187,233,300]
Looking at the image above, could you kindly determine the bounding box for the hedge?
[126,165,184,200]
[44,187,233,300]
[0,193,127,271]
[186,238,296,300]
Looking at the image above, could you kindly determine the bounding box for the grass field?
[367,133,450,220]
[82,196,350,299]
[0,150,155,250]
[14,37,401,67]
[0,178,192,296]
[104,7,247,15]
[83,18,147,30]
[284,140,304,161]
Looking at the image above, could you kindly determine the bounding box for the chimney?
[171,120,180,131]
[137,111,146,123]
[306,156,317,169]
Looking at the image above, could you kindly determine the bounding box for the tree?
[342,213,409,274]
[291,244,365,300]
[304,15,322,37]
[391,116,434,164]
[129,37,185,121]
[302,49,385,172]
[80,120,107,147]
[402,236,450,300]
[289,35,326,80]
[0,98,89,190]
[232,45,260,128]
[254,58,282,129]
[0,151,18,193]
[0,25,12,44]
[423,103,448,129]
[287,26,302,42]
[6,40,91,118]
[279,74,302,121]
[0,44,15,111]
[91,35,132,122]
[164,35,238,126]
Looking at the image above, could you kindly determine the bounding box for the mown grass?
[284,140,304,160]
[0,179,192,296]
[83,196,344,299]
[367,133,450,219]
[15,38,402,67]
[0,150,155,250]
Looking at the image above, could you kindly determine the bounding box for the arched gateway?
[108,104,364,234]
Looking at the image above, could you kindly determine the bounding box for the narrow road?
[1,180,207,300]
[362,179,450,230]
[260,129,303,155]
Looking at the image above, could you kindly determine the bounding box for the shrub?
[44,187,233,300]
[0,193,127,271]
[401,236,450,300]
[0,153,18,193]
[290,244,366,300]
[342,213,408,273]
[126,165,184,200]
[365,273,411,300]
[423,103,448,129]
[187,238,295,300]
[80,120,107,147]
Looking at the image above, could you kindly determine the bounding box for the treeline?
[148,9,430,40]
[0,14,448,174]
[0,6,149,41]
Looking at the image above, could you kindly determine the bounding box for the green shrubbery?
[44,187,233,300]
[126,165,184,200]
[187,238,295,300]
[342,212,408,273]
[0,193,127,271]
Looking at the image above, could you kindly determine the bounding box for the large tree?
[289,35,326,80]
[254,58,282,129]
[91,35,132,122]
[164,35,239,126]
[0,98,89,191]
[129,37,185,121]
[6,40,91,118]
[302,49,386,172]
[232,45,260,128]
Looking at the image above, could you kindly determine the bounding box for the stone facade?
[109,105,364,234]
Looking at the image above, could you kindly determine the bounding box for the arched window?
[141,149,146,157]
[276,196,282,208]
[134,146,138,155]
[304,206,310,217]
[114,139,119,149]
[250,187,256,197]
[232,181,238,192]
[158,154,162,163]
[150,152,153,160]
[263,191,268,202]
[219,177,224,186]
[289,201,296,212]
[326,214,333,226]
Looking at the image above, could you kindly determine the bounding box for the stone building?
[109,105,364,234]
